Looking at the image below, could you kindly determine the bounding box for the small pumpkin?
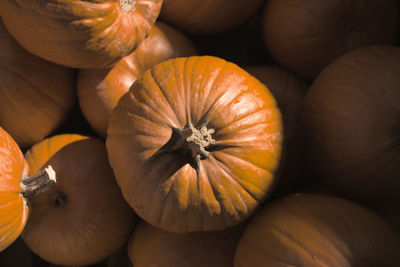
[77,21,197,137]
[23,134,135,266]
[0,19,75,148]
[128,221,244,267]
[262,0,398,79]
[245,66,309,192]
[301,45,400,204]
[0,127,55,252]
[159,0,264,34]
[234,193,400,266]
[0,0,162,68]
[106,56,283,233]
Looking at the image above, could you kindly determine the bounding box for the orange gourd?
[106,56,283,233]
[0,0,162,68]
[0,20,75,148]
[77,21,197,137]
[262,0,398,80]
[235,194,400,266]
[0,127,55,252]
[23,134,135,266]
[128,221,243,267]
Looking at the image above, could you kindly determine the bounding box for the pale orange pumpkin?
[106,56,283,233]
[23,134,135,266]
[0,19,75,148]
[0,0,162,68]
[77,21,197,137]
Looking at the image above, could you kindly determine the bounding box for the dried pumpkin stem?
[21,165,57,200]
[120,0,136,12]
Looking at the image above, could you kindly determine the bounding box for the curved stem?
[21,165,57,200]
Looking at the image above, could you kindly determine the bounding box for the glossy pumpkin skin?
[128,221,244,267]
[262,0,398,80]
[235,194,400,267]
[23,134,135,266]
[245,66,309,191]
[160,0,264,35]
[0,127,28,252]
[0,20,75,148]
[106,56,283,233]
[0,0,162,68]
[77,21,197,137]
[301,45,400,204]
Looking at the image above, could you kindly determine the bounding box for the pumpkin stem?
[21,165,57,200]
[165,122,216,169]
[120,0,136,12]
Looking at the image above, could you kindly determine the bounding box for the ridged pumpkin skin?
[128,221,243,267]
[301,45,400,204]
[23,134,135,266]
[245,66,309,191]
[0,0,162,68]
[0,20,75,148]
[262,0,398,80]
[160,0,264,34]
[77,21,197,137]
[106,56,283,233]
[234,194,400,267]
[0,127,28,252]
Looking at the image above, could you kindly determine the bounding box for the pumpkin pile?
[1,0,400,266]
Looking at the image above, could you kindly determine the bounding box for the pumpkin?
[0,0,162,68]
[301,45,400,204]
[262,0,398,80]
[0,127,55,252]
[234,193,400,267]
[128,221,244,267]
[0,19,75,148]
[159,0,264,35]
[106,56,283,233]
[77,21,197,137]
[23,134,135,266]
[245,66,309,192]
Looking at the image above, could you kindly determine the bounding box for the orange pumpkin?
[160,0,264,34]
[0,19,75,148]
[106,56,283,233]
[128,221,244,267]
[235,193,400,266]
[23,134,135,266]
[262,0,398,80]
[0,127,55,252]
[0,0,162,68]
[77,21,197,137]
[301,45,400,204]
[245,66,309,191]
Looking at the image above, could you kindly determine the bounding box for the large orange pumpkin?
[301,45,400,204]
[159,0,264,34]
[23,134,135,266]
[262,0,398,80]
[0,0,162,68]
[235,193,400,266]
[77,21,197,137]
[0,127,55,252]
[128,221,244,267]
[106,56,283,233]
[0,19,75,148]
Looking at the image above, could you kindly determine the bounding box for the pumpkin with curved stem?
[234,194,400,266]
[301,45,400,203]
[0,127,55,252]
[77,21,197,137]
[262,0,398,80]
[22,134,135,266]
[128,221,244,267]
[0,0,162,68]
[0,19,75,148]
[106,56,283,233]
